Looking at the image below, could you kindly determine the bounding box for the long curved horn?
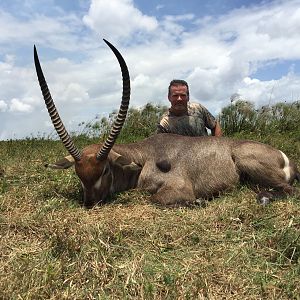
[96,39,130,161]
[34,45,81,161]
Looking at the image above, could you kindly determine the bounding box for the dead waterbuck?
[34,40,300,208]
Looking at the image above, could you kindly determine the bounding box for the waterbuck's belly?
[190,150,240,198]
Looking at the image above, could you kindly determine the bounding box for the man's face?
[168,84,189,113]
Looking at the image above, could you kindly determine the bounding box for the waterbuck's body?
[66,134,298,207]
[34,40,299,208]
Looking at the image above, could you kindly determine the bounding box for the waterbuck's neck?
[112,141,150,166]
[111,159,142,193]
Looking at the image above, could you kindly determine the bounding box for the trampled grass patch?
[0,135,299,299]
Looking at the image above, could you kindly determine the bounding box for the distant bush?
[77,103,167,143]
[219,100,300,137]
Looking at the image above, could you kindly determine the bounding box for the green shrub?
[219,100,300,137]
[77,102,167,143]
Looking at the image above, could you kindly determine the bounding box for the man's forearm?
[212,121,222,137]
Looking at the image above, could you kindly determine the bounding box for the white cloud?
[238,71,300,106]
[0,100,8,112]
[83,0,158,40]
[9,98,33,113]
[132,73,150,87]
[203,0,300,62]
[156,4,164,11]
[61,82,89,103]
[164,14,195,22]
[0,8,87,52]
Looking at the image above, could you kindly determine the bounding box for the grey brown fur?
[60,134,299,208]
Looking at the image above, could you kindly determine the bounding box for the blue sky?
[0,0,300,139]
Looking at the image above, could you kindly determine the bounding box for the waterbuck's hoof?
[195,198,209,207]
[257,191,273,206]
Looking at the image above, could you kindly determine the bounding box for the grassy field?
[0,133,300,299]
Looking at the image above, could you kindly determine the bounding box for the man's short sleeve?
[157,114,170,133]
[203,108,217,130]
[190,103,217,130]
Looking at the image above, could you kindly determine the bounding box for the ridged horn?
[34,45,81,161]
[96,39,130,160]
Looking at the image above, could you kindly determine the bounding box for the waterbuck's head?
[34,40,133,208]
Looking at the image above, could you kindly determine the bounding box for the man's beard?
[170,103,188,115]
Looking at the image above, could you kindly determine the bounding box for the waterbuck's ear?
[109,150,142,171]
[45,155,75,169]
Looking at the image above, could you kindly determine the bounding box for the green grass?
[0,133,300,299]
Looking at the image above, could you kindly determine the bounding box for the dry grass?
[0,138,300,299]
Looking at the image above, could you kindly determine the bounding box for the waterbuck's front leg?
[149,181,196,207]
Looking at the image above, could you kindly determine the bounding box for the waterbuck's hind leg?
[256,186,299,206]
[233,141,299,204]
